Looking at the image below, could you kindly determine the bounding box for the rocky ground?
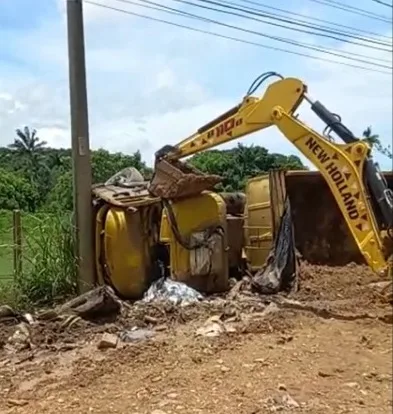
[0,263,392,414]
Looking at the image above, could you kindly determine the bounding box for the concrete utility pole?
[66,0,95,293]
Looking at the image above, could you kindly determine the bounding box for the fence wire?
[0,210,74,286]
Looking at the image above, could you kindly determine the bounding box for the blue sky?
[0,0,392,169]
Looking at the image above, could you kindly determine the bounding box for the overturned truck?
[92,169,393,300]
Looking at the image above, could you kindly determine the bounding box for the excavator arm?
[151,73,393,274]
[155,75,306,159]
[272,105,390,273]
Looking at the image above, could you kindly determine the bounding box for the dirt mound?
[290,262,391,314]
[1,264,390,355]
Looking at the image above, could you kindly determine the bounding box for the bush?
[0,168,40,212]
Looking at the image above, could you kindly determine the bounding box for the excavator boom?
[155,77,306,160]
[149,73,393,275]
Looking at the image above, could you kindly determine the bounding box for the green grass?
[0,210,78,309]
[0,210,46,280]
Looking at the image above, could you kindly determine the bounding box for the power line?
[83,1,392,75]
[184,0,392,47]
[306,0,392,23]
[222,0,392,42]
[370,0,393,8]
[234,0,392,40]
[140,0,392,52]
[129,0,392,65]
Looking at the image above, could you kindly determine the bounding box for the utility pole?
[66,0,95,293]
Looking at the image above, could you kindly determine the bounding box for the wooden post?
[13,210,22,279]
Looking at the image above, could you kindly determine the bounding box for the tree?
[0,131,309,211]
[8,126,47,154]
[91,148,151,183]
[0,168,40,211]
[7,126,50,195]
[190,144,306,191]
[362,126,392,160]
[46,171,73,212]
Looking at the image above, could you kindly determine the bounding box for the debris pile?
[0,263,391,363]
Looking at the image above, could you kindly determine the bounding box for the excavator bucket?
[149,158,222,199]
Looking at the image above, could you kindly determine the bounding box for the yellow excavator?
[149,72,393,276]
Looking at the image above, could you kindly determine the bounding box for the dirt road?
[0,264,392,414]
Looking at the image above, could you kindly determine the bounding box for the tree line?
[0,125,390,213]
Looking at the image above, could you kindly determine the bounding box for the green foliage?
[0,127,153,212]
[189,144,306,191]
[91,148,151,183]
[0,281,16,308]
[362,126,392,160]
[1,127,308,209]
[0,211,77,309]
[16,213,77,307]
[0,168,40,211]
[46,171,74,212]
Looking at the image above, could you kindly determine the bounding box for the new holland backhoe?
[149,71,393,278]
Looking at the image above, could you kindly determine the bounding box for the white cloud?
[0,0,391,171]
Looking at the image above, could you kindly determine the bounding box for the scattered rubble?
[97,333,118,350]
[0,264,391,359]
[195,315,237,338]
[119,328,155,343]
[7,322,32,352]
[52,285,122,320]
[262,393,301,412]
[0,305,17,318]
[7,399,29,407]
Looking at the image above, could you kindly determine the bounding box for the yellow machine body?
[243,174,274,271]
[159,192,229,294]
[93,184,162,299]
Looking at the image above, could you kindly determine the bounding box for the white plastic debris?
[143,277,203,306]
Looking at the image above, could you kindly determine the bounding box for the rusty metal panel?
[149,159,221,199]
[269,170,287,240]
[226,215,244,269]
[92,183,160,208]
[285,171,393,265]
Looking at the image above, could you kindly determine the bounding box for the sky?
[0,0,392,170]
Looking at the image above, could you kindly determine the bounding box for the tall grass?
[0,211,78,309]
[16,212,78,307]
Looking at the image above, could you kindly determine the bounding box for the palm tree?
[362,126,380,148]
[362,126,392,160]
[8,127,48,185]
[8,126,47,154]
